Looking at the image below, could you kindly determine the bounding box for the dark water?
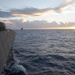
[4,30,75,75]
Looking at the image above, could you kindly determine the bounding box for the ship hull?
[0,30,15,74]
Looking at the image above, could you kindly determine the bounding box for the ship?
[0,22,15,75]
[21,28,23,30]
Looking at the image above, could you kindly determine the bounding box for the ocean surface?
[3,30,75,75]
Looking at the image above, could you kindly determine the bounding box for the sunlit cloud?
[18,18,27,23]
[33,10,55,16]
[12,13,32,17]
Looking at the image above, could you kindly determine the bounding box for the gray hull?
[0,30,15,74]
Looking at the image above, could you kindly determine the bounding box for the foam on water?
[3,53,27,75]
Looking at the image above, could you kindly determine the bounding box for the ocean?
[3,30,75,75]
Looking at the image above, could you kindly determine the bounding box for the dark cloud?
[11,7,53,16]
[0,11,11,17]
[0,8,52,18]
[11,8,43,15]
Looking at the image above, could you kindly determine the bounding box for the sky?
[0,0,75,29]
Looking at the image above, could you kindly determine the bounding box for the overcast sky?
[0,0,75,29]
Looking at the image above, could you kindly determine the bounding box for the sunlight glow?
[24,27,75,30]
[66,0,72,3]
[41,26,75,30]
[12,14,31,17]
[71,26,75,29]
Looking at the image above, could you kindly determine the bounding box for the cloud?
[1,19,75,29]
[0,10,11,17]
[11,7,54,17]
[0,7,53,18]
[66,0,73,3]
[10,0,74,15]
[0,7,3,10]
[53,0,74,12]
[0,0,74,18]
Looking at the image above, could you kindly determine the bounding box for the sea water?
[4,30,75,75]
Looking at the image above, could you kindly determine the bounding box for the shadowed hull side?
[0,30,15,75]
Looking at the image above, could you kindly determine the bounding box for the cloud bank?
[1,19,75,29]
